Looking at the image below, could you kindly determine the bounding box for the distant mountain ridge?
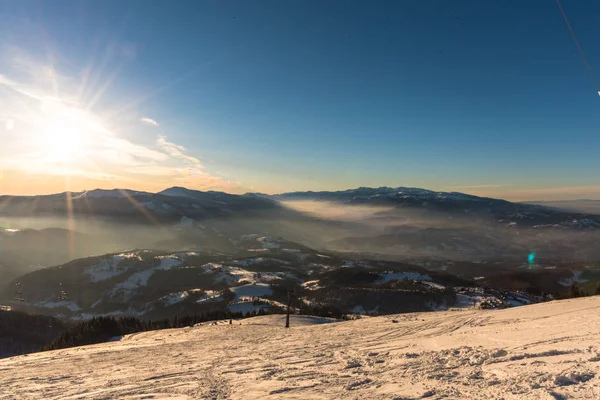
[2,185,600,230]
[0,186,283,224]
[275,186,600,229]
[2,186,600,286]
[524,199,600,215]
[2,186,600,323]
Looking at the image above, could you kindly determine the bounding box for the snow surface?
[230,257,290,267]
[112,269,155,294]
[5,297,600,398]
[230,283,272,300]
[84,253,142,282]
[195,290,223,304]
[160,291,190,306]
[109,255,183,300]
[302,280,322,291]
[422,281,446,290]
[256,236,280,249]
[228,299,287,314]
[200,263,255,285]
[376,271,433,284]
[558,270,589,287]
[199,263,293,286]
[156,256,183,270]
[34,300,81,312]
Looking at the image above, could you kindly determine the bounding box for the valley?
[2,186,599,323]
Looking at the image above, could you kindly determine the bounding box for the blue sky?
[0,0,599,200]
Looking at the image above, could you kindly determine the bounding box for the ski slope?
[3,298,600,399]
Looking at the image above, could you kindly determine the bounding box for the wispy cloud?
[156,135,202,165]
[140,117,159,127]
[0,60,238,194]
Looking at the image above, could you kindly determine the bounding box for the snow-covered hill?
[3,297,600,399]
[7,235,557,320]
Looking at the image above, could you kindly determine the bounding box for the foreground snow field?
[3,298,600,399]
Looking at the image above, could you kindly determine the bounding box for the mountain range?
[1,186,599,322]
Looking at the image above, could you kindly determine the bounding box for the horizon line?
[1,185,599,203]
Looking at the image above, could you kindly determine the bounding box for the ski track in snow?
[3,298,600,399]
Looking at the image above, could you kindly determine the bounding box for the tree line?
[44,308,276,351]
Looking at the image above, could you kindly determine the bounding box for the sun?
[41,117,82,161]
[37,100,89,162]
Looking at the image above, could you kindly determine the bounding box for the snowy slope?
[3,297,600,399]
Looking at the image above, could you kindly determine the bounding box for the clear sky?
[0,0,599,200]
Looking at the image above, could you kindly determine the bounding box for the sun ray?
[106,60,216,121]
[78,42,119,103]
[65,183,76,261]
[117,188,160,225]
[83,64,124,112]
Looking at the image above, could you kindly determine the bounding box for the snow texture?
[109,255,183,300]
[195,290,223,304]
[84,253,142,283]
[35,300,81,312]
[4,297,600,399]
[558,270,589,287]
[160,291,190,306]
[230,283,272,300]
[200,264,255,285]
[376,271,433,284]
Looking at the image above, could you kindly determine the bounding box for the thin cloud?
[156,135,202,165]
[140,117,159,127]
[125,165,180,176]
[0,64,237,193]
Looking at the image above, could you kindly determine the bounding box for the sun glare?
[37,101,91,162]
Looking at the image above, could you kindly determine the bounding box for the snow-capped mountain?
[1,186,598,231]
